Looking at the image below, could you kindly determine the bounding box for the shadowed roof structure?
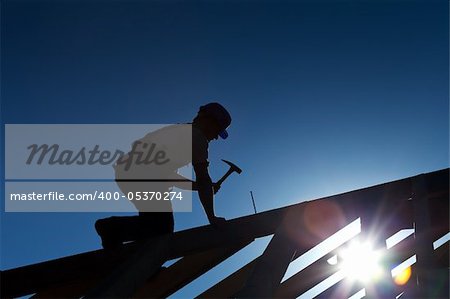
[1,169,448,298]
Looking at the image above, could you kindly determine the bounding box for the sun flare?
[338,241,383,282]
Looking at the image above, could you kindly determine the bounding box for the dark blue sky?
[1,0,448,297]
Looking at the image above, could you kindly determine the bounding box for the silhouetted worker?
[95,103,231,249]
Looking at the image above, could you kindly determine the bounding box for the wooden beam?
[2,169,447,298]
[30,240,253,299]
[84,234,170,298]
[275,254,338,298]
[411,175,439,298]
[197,258,259,298]
[434,241,449,268]
[235,230,297,297]
[30,278,99,299]
[1,210,282,298]
[134,239,253,298]
[2,246,134,298]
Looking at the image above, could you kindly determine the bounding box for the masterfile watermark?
[5,124,194,212]
[26,141,170,171]
[5,182,192,212]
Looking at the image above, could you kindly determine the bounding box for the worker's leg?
[95,212,174,249]
[96,179,174,249]
[137,211,174,239]
[95,215,142,249]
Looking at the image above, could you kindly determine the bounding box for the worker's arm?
[193,162,225,225]
[169,172,220,192]
[169,172,195,190]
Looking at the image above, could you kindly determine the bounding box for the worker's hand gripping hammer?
[214,159,242,194]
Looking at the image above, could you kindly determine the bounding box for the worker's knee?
[95,218,110,235]
[94,219,102,233]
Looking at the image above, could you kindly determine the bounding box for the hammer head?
[221,159,242,174]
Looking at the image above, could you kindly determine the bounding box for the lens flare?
[393,266,412,285]
[339,241,383,282]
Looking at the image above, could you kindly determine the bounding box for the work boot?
[95,218,122,250]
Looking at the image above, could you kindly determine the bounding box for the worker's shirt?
[192,125,209,166]
[113,124,208,212]
[114,124,208,181]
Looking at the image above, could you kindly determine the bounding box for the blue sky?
[1,0,448,297]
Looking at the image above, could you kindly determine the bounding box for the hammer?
[215,159,242,191]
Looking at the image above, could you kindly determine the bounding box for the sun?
[338,240,383,282]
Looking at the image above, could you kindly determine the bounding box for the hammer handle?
[216,168,234,186]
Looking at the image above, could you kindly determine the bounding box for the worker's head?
[193,103,231,141]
